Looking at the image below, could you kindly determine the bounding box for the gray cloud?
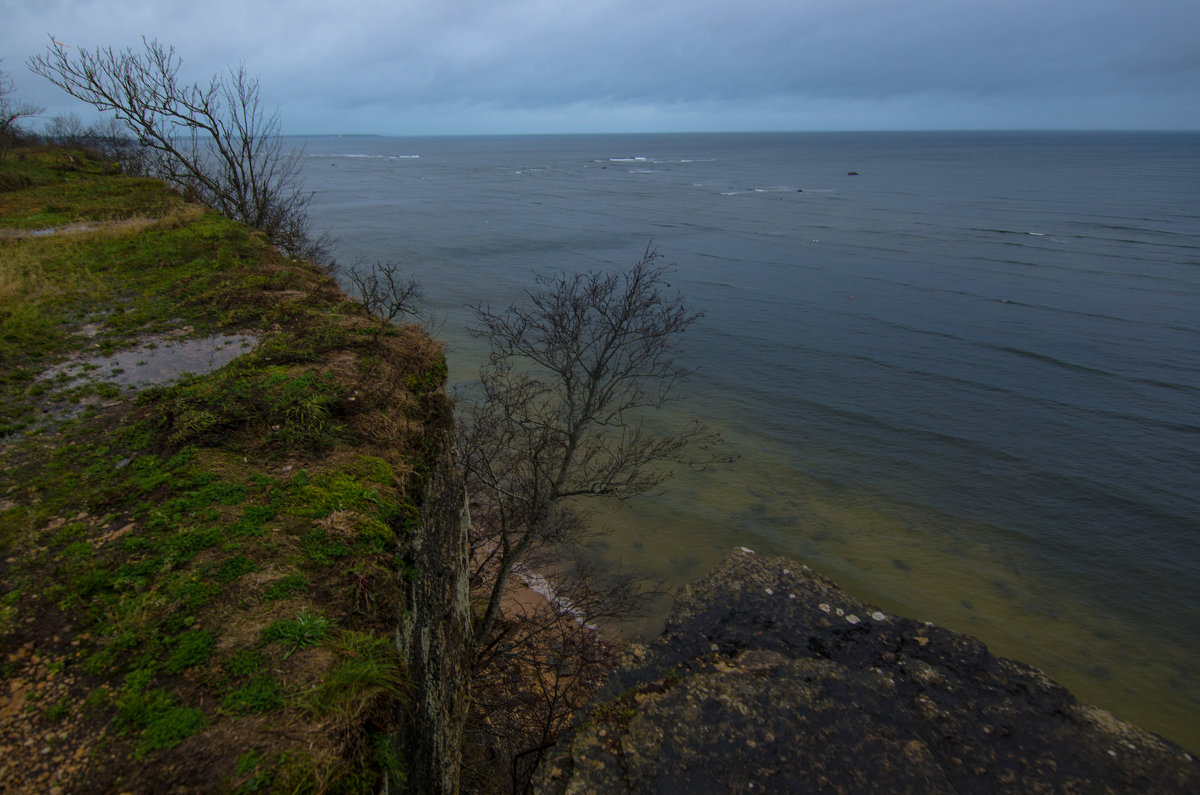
[4,0,1198,133]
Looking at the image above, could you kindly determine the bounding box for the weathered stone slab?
[537,548,1199,793]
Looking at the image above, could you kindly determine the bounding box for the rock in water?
[536,549,1199,794]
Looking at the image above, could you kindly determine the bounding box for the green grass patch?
[222,674,284,715]
[288,470,382,520]
[263,573,308,601]
[165,629,216,674]
[216,554,258,584]
[114,669,207,755]
[301,527,351,566]
[260,611,335,658]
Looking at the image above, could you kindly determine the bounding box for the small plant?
[300,527,350,566]
[347,568,375,613]
[43,697,72,722]
[222,648,267,678]
[260,610,334,658]
[140,704,206,754]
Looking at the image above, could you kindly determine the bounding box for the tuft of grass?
[305,631,406,722]
[301,527,350,566]
[260,610,335,658]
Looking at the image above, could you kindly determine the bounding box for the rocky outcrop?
[537,548,1199,793]
[399,434,473,794]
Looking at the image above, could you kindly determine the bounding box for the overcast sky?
[5,0,1199,135]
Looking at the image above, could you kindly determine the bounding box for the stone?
[537,550,1200,793]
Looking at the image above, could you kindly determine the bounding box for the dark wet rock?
[536,549,1199,794]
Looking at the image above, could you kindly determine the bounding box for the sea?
[295,131,1200,751]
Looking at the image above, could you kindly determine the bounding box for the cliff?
[537,548,1200,793]
[0,147,470,792]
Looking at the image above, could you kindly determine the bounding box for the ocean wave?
[514,566,597,629]
[721,186,802,195]
[309,153,420,160]
[605,156,718,165]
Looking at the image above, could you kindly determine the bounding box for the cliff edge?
[537,548,1199,793]
[0,146,469,792]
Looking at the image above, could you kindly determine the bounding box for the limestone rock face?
[399,434,473,795]
[536,549,1199,794]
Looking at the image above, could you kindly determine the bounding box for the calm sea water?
[297,131,1200,751]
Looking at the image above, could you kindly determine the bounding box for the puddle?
[0,223,102,239]
[39,330,260,391]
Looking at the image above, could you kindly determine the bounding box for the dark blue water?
[298,131,1200,749]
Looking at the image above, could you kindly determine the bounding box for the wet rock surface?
[536,549,1199,793]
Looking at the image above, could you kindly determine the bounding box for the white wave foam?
[514,566,597,630]
[312,153,420,160]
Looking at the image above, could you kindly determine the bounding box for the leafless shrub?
[77,114,152,175]
[0,61,43,154]
[346,261,423,338]
[43,112,87,147]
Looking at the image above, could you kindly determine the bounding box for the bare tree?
[82,114,152,175]
[457,246,723,648]
[28,37,325,260]
[43,112,86,147]
[0,61,44,152]
[346,261,424,339]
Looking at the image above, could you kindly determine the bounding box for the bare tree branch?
[27,37,327,261]
[0,61,44,153]
[346,261,424,339]
[457,246,725,651]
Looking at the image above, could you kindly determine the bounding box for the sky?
[4,0,1199,135]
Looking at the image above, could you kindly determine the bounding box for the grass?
[261,610,336,658]
[0,144,452,791]
[305,631,407,721]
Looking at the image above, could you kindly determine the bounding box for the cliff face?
[400,434,473,794]
[537,548,1199,793]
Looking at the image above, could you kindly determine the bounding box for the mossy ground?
[0,145,450,792]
